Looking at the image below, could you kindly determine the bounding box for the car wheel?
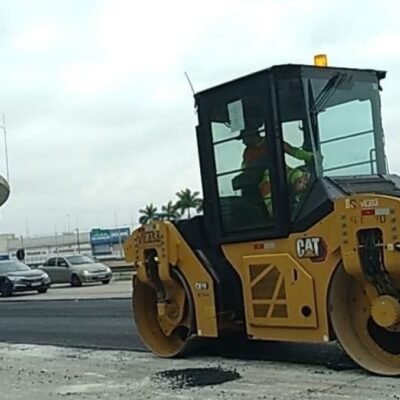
[0,280,13,297]
[71,274,82,287]
[37,288,48,294]
[102,280,110,285]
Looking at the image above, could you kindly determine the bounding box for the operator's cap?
[237,125,264,140]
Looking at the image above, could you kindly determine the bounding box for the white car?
[39,255,112,286]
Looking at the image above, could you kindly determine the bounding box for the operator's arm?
[283,142,313,162]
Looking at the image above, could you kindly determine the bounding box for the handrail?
[320,129,373,145]
[324,159,376,173]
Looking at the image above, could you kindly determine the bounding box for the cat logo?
[296,237,327,262]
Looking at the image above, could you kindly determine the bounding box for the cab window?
[277,78,317,219]
[210,94,276,234]
[281,120,315,218]
[307,75,384,176]
[318,99,376,175]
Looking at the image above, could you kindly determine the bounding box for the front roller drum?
[132,272,193,358]
[329,265,400,376]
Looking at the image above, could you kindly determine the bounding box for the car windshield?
[0,260,31,273]
[66,255,94,265]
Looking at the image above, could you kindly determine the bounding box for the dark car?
[0,260,51,297]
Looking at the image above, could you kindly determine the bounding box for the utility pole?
[130,211,134,231]
[114,211,122,259]
[0,113,10,181]
[76,228,81,253]
[118,229,122,258]
[25,218,30,237]
[55,224,58,256]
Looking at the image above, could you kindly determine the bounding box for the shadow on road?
[2,291,44,298]
[183,336,358,372]
[48,283,104,290]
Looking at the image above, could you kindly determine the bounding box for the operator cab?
[195,64,387,244]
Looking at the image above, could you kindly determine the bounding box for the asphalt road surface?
[0,298,145,350]
[0,298,356,371]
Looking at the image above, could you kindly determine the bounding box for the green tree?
[175,188,202,219]
[161,201,180,220]
[138,203,158,224]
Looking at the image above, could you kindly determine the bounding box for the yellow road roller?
[124,58,400,375]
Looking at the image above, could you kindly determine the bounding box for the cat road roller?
[124,57,400,375]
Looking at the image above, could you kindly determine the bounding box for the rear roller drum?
[132,272,193,358]
[329,265,400,376]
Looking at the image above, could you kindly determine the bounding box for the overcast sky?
[0,0,399,237]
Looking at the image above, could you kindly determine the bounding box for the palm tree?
[161,201,180,220]
[138,203,157,224]
[195,199,203,213]
[175,188,203,219]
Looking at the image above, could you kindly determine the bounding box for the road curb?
[0,296,131,303]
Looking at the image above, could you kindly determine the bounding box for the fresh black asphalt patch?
[154,367,241,389]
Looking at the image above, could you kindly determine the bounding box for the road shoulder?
[0,343,397,400]
[0,280,132,301]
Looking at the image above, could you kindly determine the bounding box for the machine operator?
[239,127,313,215]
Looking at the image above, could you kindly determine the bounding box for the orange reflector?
[314,54,328,67]
[361,209,375,216]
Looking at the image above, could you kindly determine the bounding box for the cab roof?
[195,64,386,100]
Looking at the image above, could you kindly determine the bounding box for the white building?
[0,226,129,266]
[0,231,92,266]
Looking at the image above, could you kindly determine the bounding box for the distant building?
[0,232,91,266]
[0,227,130,266]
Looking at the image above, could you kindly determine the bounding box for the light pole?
[75,216,81,253]
[25,218,30,237]
[114,211,122,259]
[54,224,59,256]
[76,228,81,253]
[0,113,10,182]
[130,211,135,231]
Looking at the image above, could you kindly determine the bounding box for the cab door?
[196,72,290,245]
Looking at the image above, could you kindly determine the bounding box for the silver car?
[40,255,112,286]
